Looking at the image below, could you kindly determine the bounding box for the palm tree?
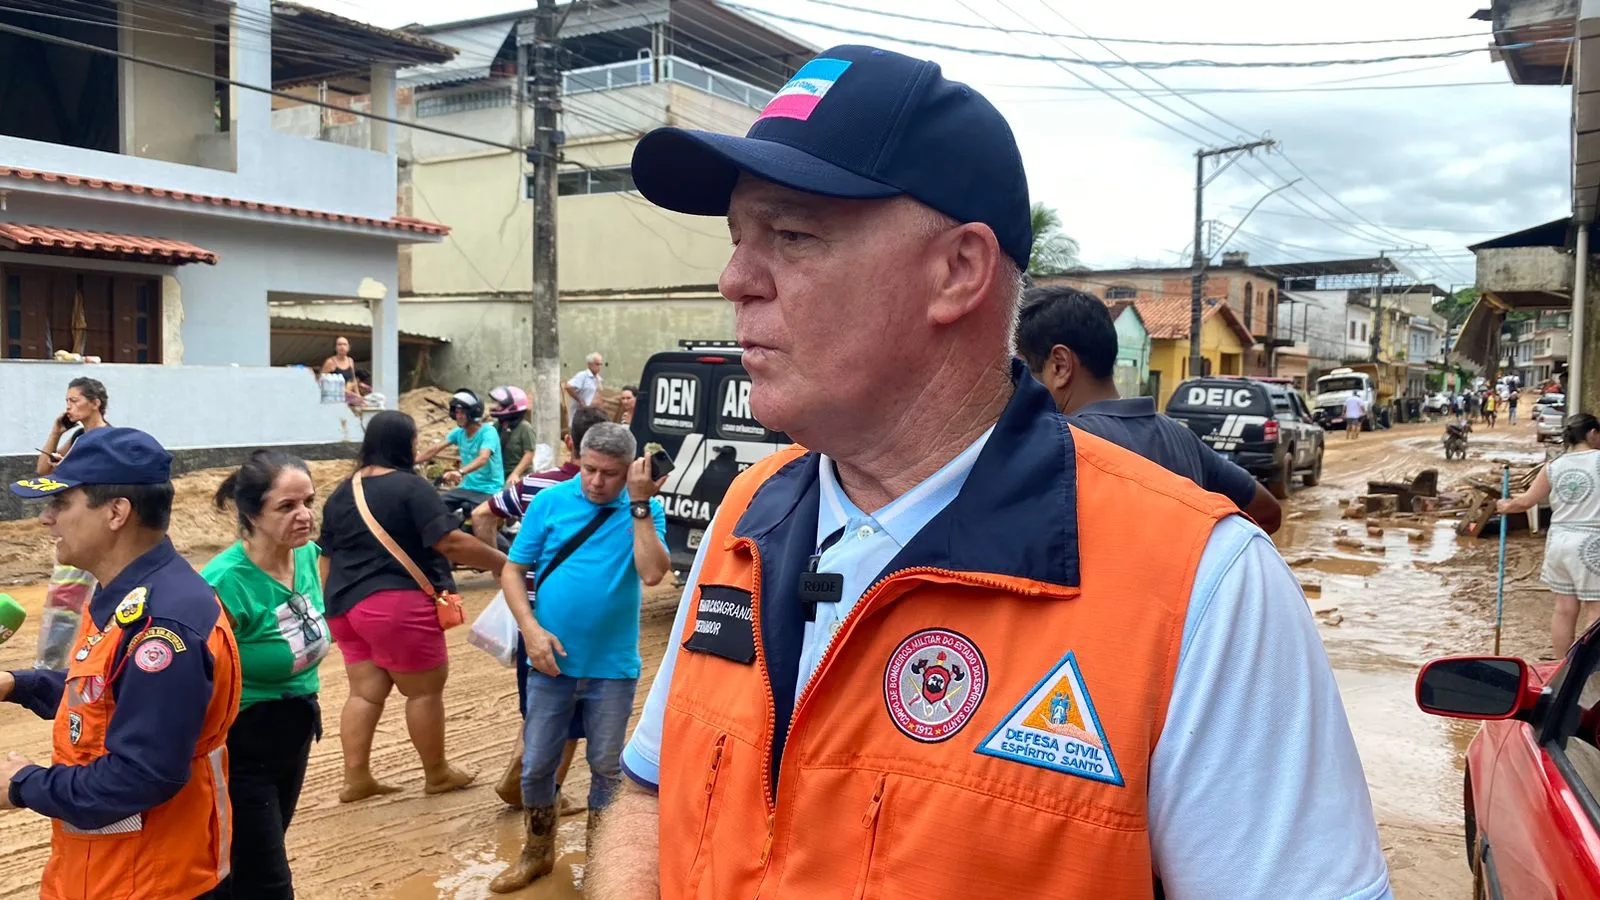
[1029,202,1080,276]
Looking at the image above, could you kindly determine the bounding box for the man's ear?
[1043,344,1077,391]
[103,497,134,533]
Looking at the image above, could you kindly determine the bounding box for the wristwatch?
[631,501,652,519]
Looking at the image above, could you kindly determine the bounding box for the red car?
[1416,646,1600,898]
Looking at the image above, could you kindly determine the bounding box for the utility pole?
[1369,246,1426,363]
[1190,138,1276,380]
[525,0,564,450]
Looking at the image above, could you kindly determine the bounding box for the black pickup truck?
[1164,377,1325,499]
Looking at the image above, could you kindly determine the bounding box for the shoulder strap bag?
[352,471,467,630]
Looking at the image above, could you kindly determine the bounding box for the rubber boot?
[489,804,557,893]
[495,737,524,809]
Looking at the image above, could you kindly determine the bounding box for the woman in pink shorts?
[318,411,505,801]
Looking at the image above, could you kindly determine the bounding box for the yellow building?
[1132,297,1256,410]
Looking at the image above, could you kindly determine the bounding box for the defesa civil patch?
[975,651,1123,786]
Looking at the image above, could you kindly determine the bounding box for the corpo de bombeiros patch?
[883,628,987,742]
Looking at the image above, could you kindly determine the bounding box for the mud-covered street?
[0,415,1564,898]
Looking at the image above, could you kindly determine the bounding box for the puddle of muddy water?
[386,813,588,900]
[1336,667,1478,830]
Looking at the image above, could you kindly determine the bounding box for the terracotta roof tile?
[0,166,449,237]
[1133,296,1255,347]
[0,222,218,265]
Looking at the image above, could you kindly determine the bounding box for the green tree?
[1434,287,1478,329]
[1029,202,1081,276]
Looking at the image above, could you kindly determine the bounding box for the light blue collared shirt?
[621,435,1391,899]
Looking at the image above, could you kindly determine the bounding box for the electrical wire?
[796,0,1509,49]
[719,3,1569,70]
[990,81,1515,99]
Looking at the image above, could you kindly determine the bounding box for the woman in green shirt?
[201,450,331,900]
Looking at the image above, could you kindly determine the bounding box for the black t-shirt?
[318,471,458,618]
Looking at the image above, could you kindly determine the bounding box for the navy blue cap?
[11,427,173,498]
[631,45,1032,270]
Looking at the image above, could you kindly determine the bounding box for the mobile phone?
[649,448,675,481]
[57,413,73,430]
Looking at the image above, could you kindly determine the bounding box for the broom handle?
[1495,464,1510,655]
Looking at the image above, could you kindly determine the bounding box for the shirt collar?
[90,537,181,628]
[816,426,995,549]
[1073,397,1157,419]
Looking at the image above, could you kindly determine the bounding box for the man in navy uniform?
[0,428,242,900]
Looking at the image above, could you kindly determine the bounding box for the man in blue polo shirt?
[490,422,668,892]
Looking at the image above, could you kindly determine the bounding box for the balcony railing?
[562,55,775,110]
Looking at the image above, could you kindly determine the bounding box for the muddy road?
[0,415,1557,897]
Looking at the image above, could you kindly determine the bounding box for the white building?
[0,0,455,516]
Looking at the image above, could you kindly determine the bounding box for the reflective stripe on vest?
[657,428,1234,900]
[61,813,141,836]
[209,746,232,880]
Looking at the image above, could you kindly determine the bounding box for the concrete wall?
[1111,309,1150,397]
[1476,247,1573,294]
[560,296,732,387]
[121,1,218,168]
[1,0,399,221]
[407,146,735,296]
[0,360,362,458]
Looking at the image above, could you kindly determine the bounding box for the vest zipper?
[684,733,730,896]
[737,538,781,823]
[853,774,888,899]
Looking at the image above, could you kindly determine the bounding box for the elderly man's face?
[721,177,943,440]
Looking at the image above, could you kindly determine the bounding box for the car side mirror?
[1415,656,1533,720]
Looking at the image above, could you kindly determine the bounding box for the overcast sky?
[317,0,1569,286]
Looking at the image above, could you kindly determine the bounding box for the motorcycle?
[1443,422,1470,461]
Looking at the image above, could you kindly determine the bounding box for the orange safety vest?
[42,603,241,900]
[657,378,1235,900]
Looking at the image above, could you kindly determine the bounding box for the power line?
[721,3,1569,69]
[0,18,554,159]
[795,0,1506,49]
[989,80,1514,98]
[1228,206,1506,235]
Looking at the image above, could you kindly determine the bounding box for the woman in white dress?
[1500,413,1600,656]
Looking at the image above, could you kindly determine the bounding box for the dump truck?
[1313,363,1402,430]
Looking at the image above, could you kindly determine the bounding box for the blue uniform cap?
[629,44,1033,271]
[11,427,173,498]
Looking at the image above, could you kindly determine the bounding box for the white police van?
[629,341,792,574]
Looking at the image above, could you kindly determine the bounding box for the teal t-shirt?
[449,424,504,494]
[200,542,331,709]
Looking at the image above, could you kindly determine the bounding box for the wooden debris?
[1366,525,1384,538]
[1364,494,1399,516]
[1334,536,1364,551]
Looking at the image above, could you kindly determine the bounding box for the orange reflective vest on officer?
[655,375,1235,899]
[6,540,242,900]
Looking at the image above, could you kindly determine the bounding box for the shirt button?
[830,620,843,637]
[857,525,874,540]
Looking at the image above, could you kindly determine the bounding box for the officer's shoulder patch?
[975,650,1123,786]
[114,587,148,626]
[138,626,187,653]
[131,636,175,673]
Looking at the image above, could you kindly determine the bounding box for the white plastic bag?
[468,590,520,667]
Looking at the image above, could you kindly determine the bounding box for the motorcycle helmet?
[448,388,485,422]
[487,385,530,420]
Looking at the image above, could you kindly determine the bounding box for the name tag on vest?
[683,585,756,664]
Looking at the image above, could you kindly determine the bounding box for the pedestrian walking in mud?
[2,427,242,900]
[1498,413,1600,657]
[489,422,668,893]
[1485,392,1498,429]
[1509,390,1520,424]
[587,43,1388,900]
[1344,391,1366,440]
[317,411,504,802]
[1016,285,1282,534]
[203,451,332,900]
[470,405,611,817]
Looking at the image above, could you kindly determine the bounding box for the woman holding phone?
[33,377,110,671]
[36,376,109,474]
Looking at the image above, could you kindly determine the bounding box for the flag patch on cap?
[758,57,852,122]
